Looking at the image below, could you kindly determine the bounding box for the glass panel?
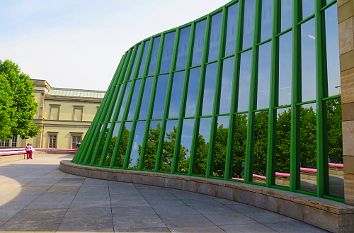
[302,0,315,19]
[139,78,153,120]
[143,121,161,171]
[192,20,207,66]
[160,31,176,73]
[148,37,161,76]
[281,0,292,31]
[299,104,317,193]
[212,116,229,178]
[160,120,179,172]
[103,123,120,166]
[193,117,212,176]
[175,26,191,70]
[275,108,291,187]
[93,123,110,165]
[243,0,255,49]
[257,42,271,109]
[325,6,341,96]
[225,3,239,56]
[169,71,185,118]
[109,84,122,122]
[129,44,142,80]
[138,41,151,78]
[219,57,235,114]
[301,19,316,102]
[128,121,146,169]
[202,62,218,116]
[208,12,222,62]
[261,0,273,41]
[238,51,252,112]
[279,31,292,106]
[185,67,201,117]
[127,80,142,120]
[152,74,169,119]
[113,122,132,168]
[177,119,195,174]
[117,83,131,121]
[252,111,268,184]
[232,114,248,180]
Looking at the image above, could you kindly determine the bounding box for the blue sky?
[0,0,229,90]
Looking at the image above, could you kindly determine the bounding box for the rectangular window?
[11,136,17,147]
[175,26,191,70]
[219,57,235,114]
[225,3,239,56]
[152,75,169,119]
[0,140,9,148]
[49,105,60,120]
[138,41,151,78]
[192,20,207,66]
[169,71,185,119]
[185,67,201,117]
[48,134,57,148]
[202,62,218,116]
[148,37,161,76]
[129,44,142,80]
[242,0,255,49]
[160,31,176,73]
[127,80,142,120]
[73,106,83,121]
[71,135,82,149]
[208,12,222,62]
[238,51,252,112]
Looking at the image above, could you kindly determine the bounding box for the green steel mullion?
[154,30,180,172]
[172,23,196,173]
[125,38,154,170]
[244,0,261,182]
[138,34,165,170]
[290,0,301,192]
[224,0,245,180]
[80,53,129,164]
[108,47,140,167]
[75,55,126,163]
[315,0,328,197]
[266,0,280,187]
[188,16,212,176]
[206,7,227,178]
[90,47,138,165]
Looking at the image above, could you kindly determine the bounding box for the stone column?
[338,0,354,205]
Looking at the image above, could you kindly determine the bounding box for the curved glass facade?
[74,0,343,200]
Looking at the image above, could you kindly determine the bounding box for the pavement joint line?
[108,181,116,233]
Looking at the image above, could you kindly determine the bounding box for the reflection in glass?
[129,44,142,80]
[176,27,191,70]
[261,0,272,41]
[257,42,271,109]
[281,0,292,31]
[114,122,132,168]
[169,71,185,118]
[232,114,248,179]
[128,121,146,169]
[325,6,341,96]
[138,41,150,78]
[103,123,120,166]
[302,0,315,19]
[160,32,176,73]
[185,67,201,117]
[212,116,229,178]
[326,98,343,198]
[202,62,218,116]
[279,32,292,106]
[225,3,238,56]
[301,19,316,102]
[139,78,153,120]
[252,111,268,183]
[144,121,161,170]
[238,51,252,112]
[275,108,291,187]
[148,37,161,76]
[219,57,234,114]
[117,83,131,121]
[243,0,255,49]
[160,120,178,172]
[208,12,222,62]
[109,84,122,122]
[193,117,212,176]
[93,123,111,165]
[177,119,195,174]
[152,75,169,119]
[192,20,207,66]
[127,80,141,120]
[299,104,317,193]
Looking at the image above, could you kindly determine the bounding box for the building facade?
[0,79,105,149]
[73,0,354,204]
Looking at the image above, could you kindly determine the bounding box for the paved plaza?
[0,154,328,233]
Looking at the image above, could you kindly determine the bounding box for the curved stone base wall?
[60,160,354,233]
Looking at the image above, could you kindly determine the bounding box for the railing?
[0,148,77,156]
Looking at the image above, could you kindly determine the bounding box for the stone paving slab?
[0,154,329,233]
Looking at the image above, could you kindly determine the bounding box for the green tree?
[253,111,269,175]
[275,109,291,173]
[232,114,248,178]
[0,74,15,140]
[114,126,130,167]
[143,124,161,170]
[299,106,317,168]
[193,133,209,175]
[0,60,39,140]
[212,123,229,177]
[326,99,343,163]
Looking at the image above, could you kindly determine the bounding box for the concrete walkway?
[0,154,328,233]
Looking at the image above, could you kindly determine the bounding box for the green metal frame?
[74,0,343,202]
